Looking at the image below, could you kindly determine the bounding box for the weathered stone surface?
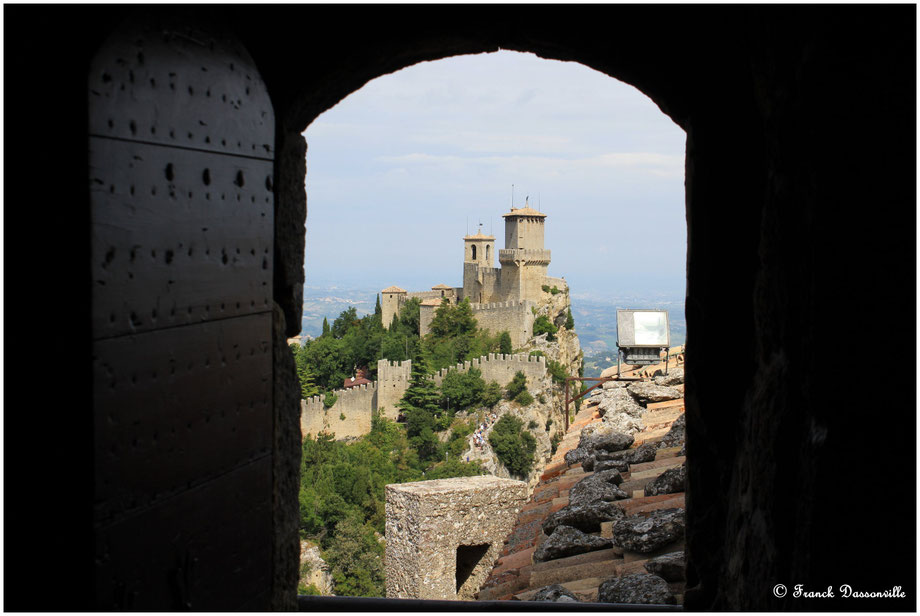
[533,525,613,563]
[531,583,579,602]
[597,388,645,419]
[564,446,592,466]
[385,476,528,600]
[657,413,685,449]
[644,550,685,582]
[595,459,631,473]
[596,442,658,465]
[653,366,684,387]
[569,469,627,507]
[601,412,644,436]
[612,508,685,553]
[644,463,686,496]
[576,425,634,452]
[626,382,683,404]
[542,500,626,535]
[598,573,676,605]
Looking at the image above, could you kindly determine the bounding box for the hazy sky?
[302,50,686,299]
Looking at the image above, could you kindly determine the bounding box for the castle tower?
[381,285,407,329]
[462,225,496,304]
[499,202,551,302]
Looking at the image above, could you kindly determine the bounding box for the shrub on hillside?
[515,390,535,406]
[506,371,528,400]
[533,315,558,341]
[481,381,503,408]
[489,415,537,477]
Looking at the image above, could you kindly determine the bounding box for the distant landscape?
[298,283,685,378]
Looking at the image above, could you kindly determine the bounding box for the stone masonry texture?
[385,476,528,600]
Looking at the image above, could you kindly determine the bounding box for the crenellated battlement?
[498,248,551,265]
[430,351,546,388]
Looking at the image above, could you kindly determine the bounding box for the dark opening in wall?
[456,543,490,593]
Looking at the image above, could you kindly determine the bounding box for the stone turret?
[499,203,551,302]
[381,285,407,330]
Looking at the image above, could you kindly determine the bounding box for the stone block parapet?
[498,248,551,265]
[431,352,546,389]
[385,476,528,600]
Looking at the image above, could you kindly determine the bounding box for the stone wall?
[385,476,528,600]
[432,352,546,391]
[376,358,412,420]
[300,382,377,439]
[470,300,536,348]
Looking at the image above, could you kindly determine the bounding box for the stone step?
[646,399,686,411]
[629,466,673,481]
[629,455,686,474]
[477,565,532,600]
[622,493,685,517]
[531,547,622,572]
[492,545,535,574]
[618,476,654,495]
[513,576,604,602]
[622,539,685,562]
[529,557,621,589]
[655,446,683,459]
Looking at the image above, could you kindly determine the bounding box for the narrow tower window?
[471,245,477,260]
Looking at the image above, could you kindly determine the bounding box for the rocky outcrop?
[598,573,676,605]
[612,508,685,553]
[644,551,685,582]
[534,525,613,563]
[299,540,333,596]
[565,426,634,466]
[542,500,626,535]
[645,463,686,496]
[531,583,579,602]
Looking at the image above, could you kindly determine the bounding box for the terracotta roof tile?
[381,285,406,293]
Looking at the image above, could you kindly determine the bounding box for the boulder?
[645,464,686,496]
[612,508,685,553]
[569,469,627,506]
[598,573,676,605]
[578,428,633,453]
[597,388,645,418]
[653,366,684,387]
[626,382,683,404]
[533,525,612,563]
[564,446,592,466]
[542,500,626,535]
[657,413,686,449]
[531,583,579,602]
[596,442,658,465]
[600,412,644,436]
[644,550,685,582]
[595,459,631,473]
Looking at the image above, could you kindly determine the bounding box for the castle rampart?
[300,381,377,440]
[300,353,547,440]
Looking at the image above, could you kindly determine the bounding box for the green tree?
[291,343,321,400]
[374,294,382,318]
[397,350,443,462]
[322,511,385,597]
[565,307,575,330]
[481,381,503,408]
[322,317,330,337]
[506,371,528,400]
[440,368,486,412]
[533,315,558,341]
[547,359,568,385]
[499,331,513,355]
[488,415,536,477]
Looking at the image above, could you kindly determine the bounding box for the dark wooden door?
[89,15,274,610]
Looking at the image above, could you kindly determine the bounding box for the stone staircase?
[476,372,686,604]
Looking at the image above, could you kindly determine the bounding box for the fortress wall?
[300,382,377,440]
[431,352,546,390]
[470,300,536,348]
[419,303,435,338]
[479,267,502,303]
[377,358,412,420]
